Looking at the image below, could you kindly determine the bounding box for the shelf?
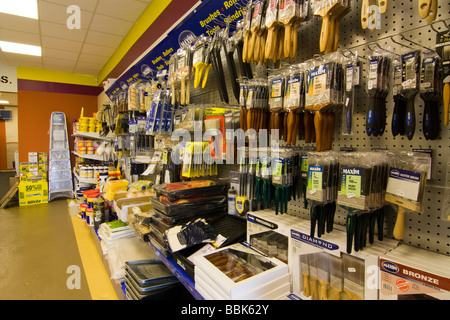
[73,151,104,161]
[73,168,98,184]
[72,132,115,140]
[147,240,204,300]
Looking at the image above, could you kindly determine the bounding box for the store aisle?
[0,199,115,300]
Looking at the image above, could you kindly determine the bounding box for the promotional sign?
[105,0,246,100]
[0,65,18,93]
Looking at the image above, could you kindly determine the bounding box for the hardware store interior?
[0,0,449,301]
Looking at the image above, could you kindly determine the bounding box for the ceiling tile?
[89,14,133,36]
[0,13,40,34]
[78,52,109,64]
[40,20,87,42]
[81,43,115,57]
[96,0,148,21]
[38,1,93,28]
[4,53,43,69]
[43,56,76,67]
[39,0,99,12]
[41,35,83,52]
[0,52,9,65]
[42,47,80,60]
[0,29,41,46]
[84,30,123,48]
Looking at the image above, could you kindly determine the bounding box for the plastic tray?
[154,181,228,202]
[150,195,227,216]
[125,259,178,287]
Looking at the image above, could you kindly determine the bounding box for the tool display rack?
[186,1,450,256]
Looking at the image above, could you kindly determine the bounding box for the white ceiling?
[0,0,152,76]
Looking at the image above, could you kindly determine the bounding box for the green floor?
[0,199,92,300]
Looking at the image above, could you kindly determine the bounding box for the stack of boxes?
[18,152,49,206]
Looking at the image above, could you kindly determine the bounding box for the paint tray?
[150,195,227,216]
[154,180,228,202]
[125,259,178,289]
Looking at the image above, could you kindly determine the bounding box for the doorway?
[0,92,18,172]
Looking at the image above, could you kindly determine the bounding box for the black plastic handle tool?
[369,210,376,244]
[392,94,406,137]
[404,91,417,140]
[310,203,318,238]
[346,213,355,254]
[377,207,384,241]
[366,94,376,136]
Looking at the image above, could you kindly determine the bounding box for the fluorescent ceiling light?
[0,41,41,56]
[0,100,10,104]
[0,0,38,19]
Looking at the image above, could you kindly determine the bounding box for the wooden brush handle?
[320,15,331,53]
[378,0,388,14]
[393,206,406,240]
[302,273,311,297]
[290,21,299,59]
[180,76,186,106]
[265,27,274,60]
[247,108,253,130]
[240,107,247,131]
[254,31,261,63]
[425,0,437,24]
[249,30,258,61]
[284,23,291,59]
[418,0,432,19]
[324,18,336,54]
[276,27,284,62]
[314,111,323,151]
[304,112,312,143]
[361,0,369,29]
[243,31,250,62]
[286,112,295,145]
[444,82,449,126]
[292,112,300,145]
[298,112,304,141]
[318,279,329,300]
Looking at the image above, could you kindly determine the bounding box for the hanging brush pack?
[268,70,286,139]
[391,57,407,137]
[306,151,338,238]
[401,50,421,140]
[384,151,430,240]
[366,48,392,137]
[420,51,443,140]
[341,50,360,135]
[284,64,306,145]
[338,152,388,253]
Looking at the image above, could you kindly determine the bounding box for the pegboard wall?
[187,1,450,255]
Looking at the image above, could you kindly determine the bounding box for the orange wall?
[17,90,98,163]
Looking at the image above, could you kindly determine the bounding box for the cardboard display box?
[289,221,399,300]
[379,244,450,300]
[193,242,289,300]
[18,174,48,206]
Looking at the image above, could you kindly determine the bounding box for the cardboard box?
[39,152,48,164]
[193,242,289,299]
[247,210,308,264]
[113,193,152,223]
[19,175,48,206]
[289,219,399,300]
[379,244,450,300]
[28,152,38,163]
[19,162,29,175]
